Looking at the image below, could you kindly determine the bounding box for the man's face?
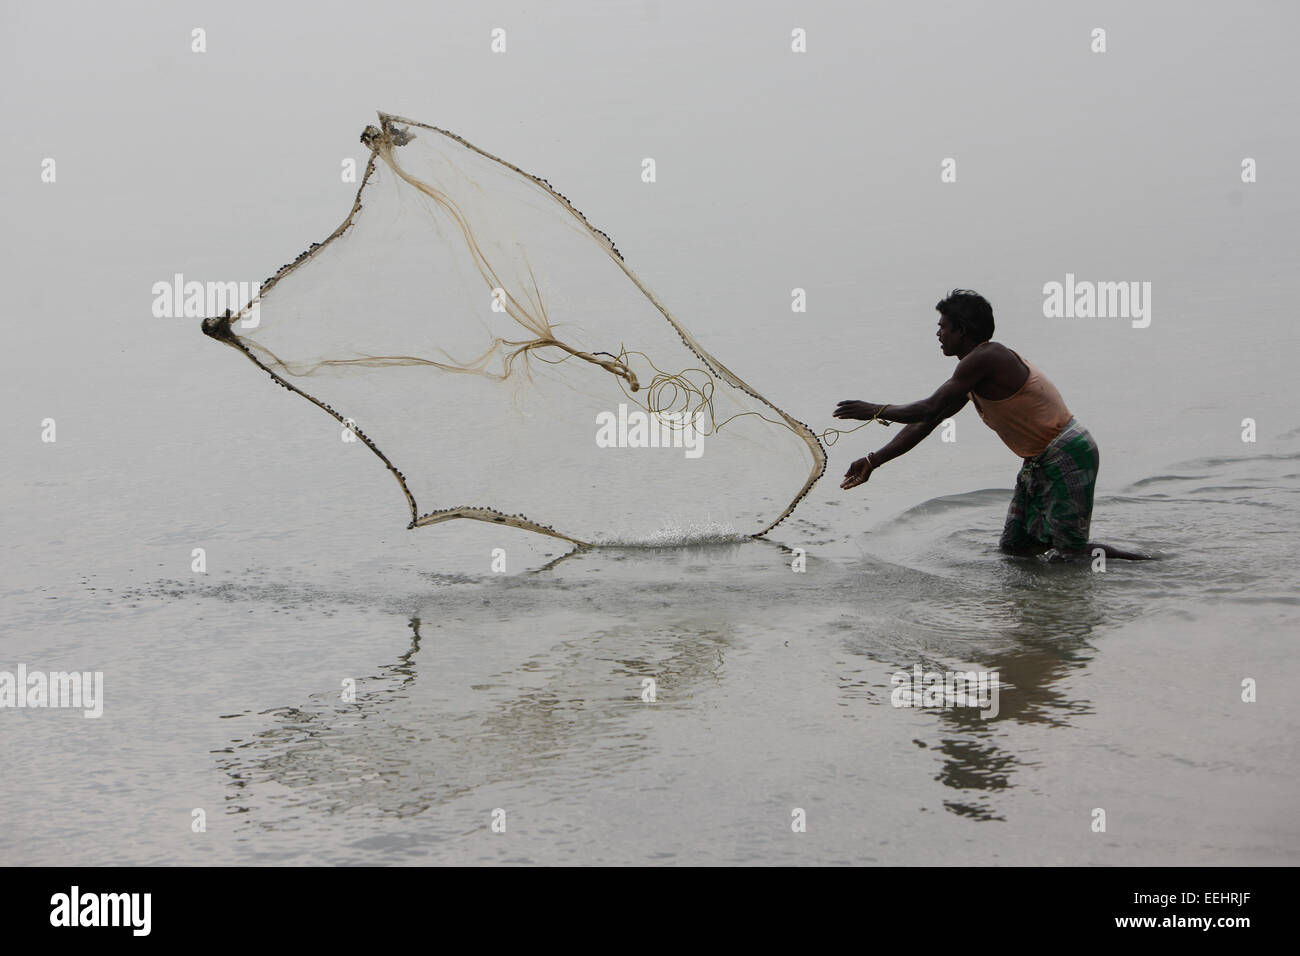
[936,315,964,356]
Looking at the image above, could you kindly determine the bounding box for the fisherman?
[835,289,1147,560]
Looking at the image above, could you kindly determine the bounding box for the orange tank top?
[969,349,1073,458]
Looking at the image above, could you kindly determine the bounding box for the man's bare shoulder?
[964,341,1033,398]
[961,341,1021,371]
[954,341,997,372]
[953,342,1024,397]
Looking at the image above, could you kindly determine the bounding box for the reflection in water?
[207,447,1299,854]
[215,561,742,836]
[926,570,1106,820]
[845,447,1300,822]
[841,561,1109,821]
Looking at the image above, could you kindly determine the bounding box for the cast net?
[202,113,826,546]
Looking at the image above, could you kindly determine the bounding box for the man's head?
[935,289,994,355]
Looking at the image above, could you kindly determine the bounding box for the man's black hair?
[935,289,995,343]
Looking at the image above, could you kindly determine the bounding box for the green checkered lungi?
[1000,417,1098,553]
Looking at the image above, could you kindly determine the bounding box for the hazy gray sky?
[4,0,1297,490]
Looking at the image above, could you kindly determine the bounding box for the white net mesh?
[203,113,826,546]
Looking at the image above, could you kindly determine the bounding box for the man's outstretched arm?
[835,349,986,488]
[840,406,965,489]
[835,346,990,425]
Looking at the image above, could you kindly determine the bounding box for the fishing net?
[203,112,826,546]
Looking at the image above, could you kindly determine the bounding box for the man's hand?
[834,400,891,424]
[841,456,875,490]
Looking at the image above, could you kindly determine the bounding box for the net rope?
[203,112,880,546]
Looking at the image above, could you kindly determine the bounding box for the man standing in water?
[835,289,1145,560]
